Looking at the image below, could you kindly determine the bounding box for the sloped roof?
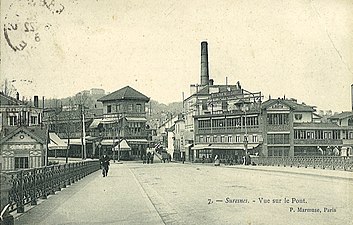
[329,111,353,120]
[0,126,47,144]
[98,86,149,102]
[261,99,315,112]
[0,92,24,106]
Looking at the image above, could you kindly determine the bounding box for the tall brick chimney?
[200,41,209,86]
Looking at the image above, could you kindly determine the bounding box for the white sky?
[1,0,353,112]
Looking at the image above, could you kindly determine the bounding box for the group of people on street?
[142,152,155,164]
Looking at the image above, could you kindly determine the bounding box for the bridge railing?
[1,160,100,215]
[252,156,353,171]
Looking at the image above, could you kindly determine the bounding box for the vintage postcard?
[1,0,352,224]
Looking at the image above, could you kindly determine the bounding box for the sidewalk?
[14,163,164,225]
[228,164,353,181]
[174,161,353,181]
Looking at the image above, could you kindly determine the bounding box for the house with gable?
[1,126,46,171]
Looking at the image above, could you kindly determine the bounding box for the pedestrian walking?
[142,154,146,164]
[147,152,151,164]
[100,154,110,177]
[151,152,154,164]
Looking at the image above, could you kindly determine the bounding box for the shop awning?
[113,140,131,151]
[63,138,83,145]
[127,139,148,144]
[208,143,259,150]
[101,139,117,146]
[191,144,209,150]
[125,117,147,122]
[184,143,193,149]
[89,119,103,129]
[48,133,67,150]
[191,143,259,150]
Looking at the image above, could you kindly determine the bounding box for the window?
[235,135,241,143]
[206,136,210,143]
[348,118,353,126]
[220,136,225,143]
[199,136,204,143]
[202,100,208,110]
[199,120,211,128]
[9,116,17,126]
[31,116,37,124]
[212,119,225,127]
[136,104,142,112]
[221,101,228,111]
[252,135,258,143]
[128,104,133,111]
[213,135,218,142]
[294,114,302,120]
[324,132,331,139]
[268,134,290,144]
[267,113,289,125]
[227,136,232,143]
[349,132,353,139]
[15,157,29,169]
[107,105,112,113]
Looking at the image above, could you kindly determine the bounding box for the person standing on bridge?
[100,154,110,177]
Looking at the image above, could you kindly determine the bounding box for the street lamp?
[98,142,102,159]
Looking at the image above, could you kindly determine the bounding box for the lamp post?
[112,123,116,163]
[98,142,102,159]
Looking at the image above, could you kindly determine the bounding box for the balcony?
[267,124,290,132]
[197,126,260,135]
[294,139,342,146]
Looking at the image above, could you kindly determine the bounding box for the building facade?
[91,86,150,160]
[0,93,46,171]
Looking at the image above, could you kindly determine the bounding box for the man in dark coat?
[100,154,110,177]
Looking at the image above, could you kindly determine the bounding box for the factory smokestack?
[200,41,209,86]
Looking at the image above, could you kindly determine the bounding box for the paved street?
[13,162,353,225]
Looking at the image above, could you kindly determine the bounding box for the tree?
[0,78,16,96]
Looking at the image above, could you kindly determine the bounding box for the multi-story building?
[185,42,353,163]
[328,111,353,156]
[156,115,178,155]
[0,92,46,171]
[173,113,185,160]
[90,86,150,160]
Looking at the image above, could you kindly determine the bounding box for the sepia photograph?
[1,0,352,224]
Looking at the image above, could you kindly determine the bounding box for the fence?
[1,160,100,215]
[252,156,353,171]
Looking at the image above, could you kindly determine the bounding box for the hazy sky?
[1,0,352,112]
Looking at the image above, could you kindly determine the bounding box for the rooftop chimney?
[200,41,209,86]
[16,92,19,100]
[34,95,39,107]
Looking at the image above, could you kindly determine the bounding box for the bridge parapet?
[253,156,353,171]
[0,160,100,219]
